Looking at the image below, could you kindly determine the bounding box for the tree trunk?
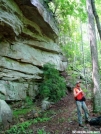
[91,0,101,40]
[80,20,88,89]
[86,0,101,112]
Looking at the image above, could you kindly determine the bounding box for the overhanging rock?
[0,0,67,101]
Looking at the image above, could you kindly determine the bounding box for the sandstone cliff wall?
[0,0,67,100]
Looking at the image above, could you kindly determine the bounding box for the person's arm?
[80,88,85,96]
[73,88,82,97]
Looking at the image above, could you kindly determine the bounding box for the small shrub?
[39,63,67,102]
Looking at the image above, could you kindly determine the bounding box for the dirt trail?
[1,92,101,134]
[31,92,101,134]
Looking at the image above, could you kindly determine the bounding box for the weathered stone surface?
[24,40,60,53]
[0,56,42,74]
[0,42,64,70]
[0,80,28,100]
[0,69,41,81]
[0,83,7,96]
[0,0,67,101]
[28,84,39,99]
[0,0,58,40]
[0,100,13,129]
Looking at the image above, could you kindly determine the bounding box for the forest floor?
[1,92,101,134]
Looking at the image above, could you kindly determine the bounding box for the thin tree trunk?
[80,20,88,89]
[91,0,101,40]
[86,0,101,112]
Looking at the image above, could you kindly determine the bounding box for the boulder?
[0,100,13,129]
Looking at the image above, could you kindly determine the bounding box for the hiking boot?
[79,124,84,127]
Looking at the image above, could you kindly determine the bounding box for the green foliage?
[49,0,86,19]
[5,116,51,134]
[5,121,32,134]
[39,63,66,102]
[42,110,57,118]
[58,0,86,18]
[37,128,50,134]
[13,108,30,118]
[13,106,34,124]
[62,42,76,61]
[25,96,33,106]
[58,117,65,123]
[33,117,50,123]
[83,88,92,99]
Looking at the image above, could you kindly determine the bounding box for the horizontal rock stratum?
[0,0,67,101]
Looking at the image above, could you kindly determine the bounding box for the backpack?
[89,116,101,125]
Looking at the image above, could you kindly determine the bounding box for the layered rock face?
[0,0,67,100]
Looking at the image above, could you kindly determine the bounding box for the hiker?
[73,81,89,127]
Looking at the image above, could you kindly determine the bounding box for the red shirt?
[74,87,84,101]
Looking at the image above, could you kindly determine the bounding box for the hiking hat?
[76,81,81,84]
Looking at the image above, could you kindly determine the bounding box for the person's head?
[76,81,81,87]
